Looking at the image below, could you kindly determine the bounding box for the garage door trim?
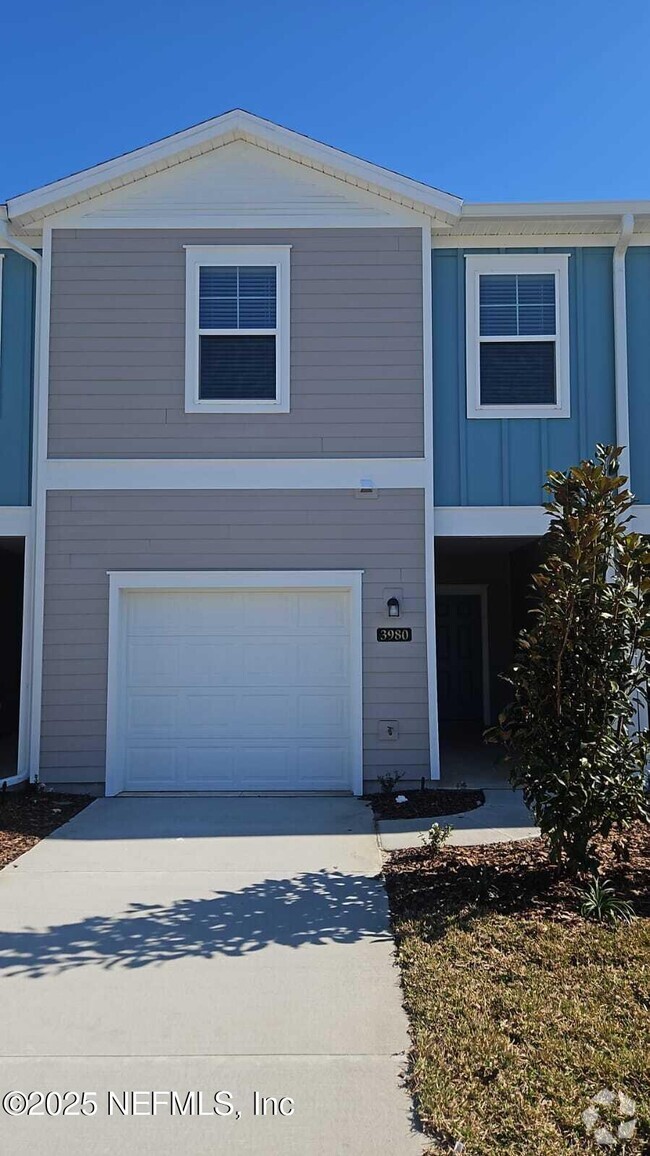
[105,570,364,796]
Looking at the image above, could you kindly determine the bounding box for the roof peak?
[6,109,462,226]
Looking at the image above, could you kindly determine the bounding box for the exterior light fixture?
[387,597,400,618]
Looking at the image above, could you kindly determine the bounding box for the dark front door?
[435,592,484,722]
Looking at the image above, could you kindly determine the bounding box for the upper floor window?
[465,254,570,419]
[185,245,291,414]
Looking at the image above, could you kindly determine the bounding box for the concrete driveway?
[0,797,422,1155]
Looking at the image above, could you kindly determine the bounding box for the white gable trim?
[28,139,431,230]
[7,110,462,227]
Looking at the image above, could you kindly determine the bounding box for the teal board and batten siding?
[0,249,35,505]
[626,248,650,504]
[432,248,617,506]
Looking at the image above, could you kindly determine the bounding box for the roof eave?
[462,200,650,220]
[6,109,463,226]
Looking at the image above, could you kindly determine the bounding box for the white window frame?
[184,244,291,414]
[465,253,571,420]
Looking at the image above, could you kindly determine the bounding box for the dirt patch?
[0,787,94,869]
[366,787,484,821]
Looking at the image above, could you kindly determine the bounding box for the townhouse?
[1,110,649,795]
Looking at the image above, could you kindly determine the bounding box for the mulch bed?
[0,787,93,869]
[385,819,650,925]
[366,787,484,821]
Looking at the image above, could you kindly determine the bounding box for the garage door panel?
[127,592,179,635]
[179,592,244,633]
[297,592,348,629]
[126,745,178,788]
[118,586,354,792]
[241,641,298,684]
[181,693,237,731]
[297,745,349,787]
[184,746,237,789]
[127,641,179,685]
[298,643,349,685]
[231,694,294,734]
[236,745,293,788]
[241,592,295,629]
[177,641,242,686]
[298,694,347,736]
[127,692,178,734]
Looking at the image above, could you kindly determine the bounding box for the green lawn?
[385,829,650,1154]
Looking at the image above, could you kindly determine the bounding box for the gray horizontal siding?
[49,228,424,459]
[41,488,428,786]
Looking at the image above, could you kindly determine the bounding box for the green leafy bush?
[487,446,650,873]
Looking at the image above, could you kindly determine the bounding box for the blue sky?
[2,0,650,204]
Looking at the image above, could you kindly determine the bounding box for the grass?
[385,827,650,1154]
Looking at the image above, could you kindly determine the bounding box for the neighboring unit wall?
[432,247,617,505]
[48,227,423,459]
[0,249,34,505]
[41,488,428,788]
[626,247,650,503]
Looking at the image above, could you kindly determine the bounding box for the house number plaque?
[377,627,412,642]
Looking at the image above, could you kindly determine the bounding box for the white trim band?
[434,506,549,536]
[43,457,428,491]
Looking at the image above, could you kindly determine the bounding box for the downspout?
[0,216,41,789]
[613,212,634,482]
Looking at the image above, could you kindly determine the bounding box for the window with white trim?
[465,254,570,419]
[185,245,291,413]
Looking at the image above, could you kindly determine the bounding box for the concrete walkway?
[378,788,540,852]
[0,797,422,1155]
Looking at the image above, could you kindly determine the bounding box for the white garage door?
[116,587,354,792]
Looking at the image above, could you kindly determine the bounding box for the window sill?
[185,397,291,415]
[467,403,571,420]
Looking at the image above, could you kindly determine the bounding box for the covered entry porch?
[434,536,542,787]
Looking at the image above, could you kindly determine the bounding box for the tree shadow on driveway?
[0,870,392,978]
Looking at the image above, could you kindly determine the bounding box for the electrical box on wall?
[378,720,399,741]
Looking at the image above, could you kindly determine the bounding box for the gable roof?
[6,109,463,228]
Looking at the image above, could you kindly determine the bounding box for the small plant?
[579,877,635,926]
[378,771,404,796]
[421,822,454,852]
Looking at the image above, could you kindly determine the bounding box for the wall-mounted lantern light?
[387,597,400,619]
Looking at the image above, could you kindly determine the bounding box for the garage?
[105,572,363,795]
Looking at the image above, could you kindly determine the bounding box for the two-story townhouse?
[3,110,650,796]
[0,217,37,782]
